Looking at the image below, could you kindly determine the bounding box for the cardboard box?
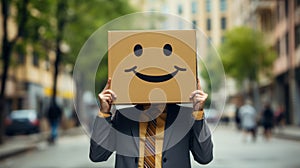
[108,30,197,104]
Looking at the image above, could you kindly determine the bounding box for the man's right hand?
[98,78,117,113]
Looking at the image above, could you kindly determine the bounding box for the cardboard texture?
[108,30,197,104]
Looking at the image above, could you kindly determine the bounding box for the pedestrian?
[71,108,80,127]
[235,105,241,130]
[239,99,257,142]
[89,78,213,168]
[261,103,274,141]
[275,104,285,130]
[47,101,62,144]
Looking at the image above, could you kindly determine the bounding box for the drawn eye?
[163,44,172,56]
[134,44,143,56]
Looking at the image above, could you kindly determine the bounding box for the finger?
[102,89,117,99]
[197,77,202,90]
[194,97,207,103]
[195,92,207,98]
[101,94,113,100]
[193,98,203,104]
[101,96,113,103]
[190,90,201,97]
[101,96,111,101]
[194,97,206,102]
[101,93,117,103]
[190,90,205,99]
[103,78,112,90]
[193,93,207,101]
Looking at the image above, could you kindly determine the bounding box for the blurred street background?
[0,0,300,168]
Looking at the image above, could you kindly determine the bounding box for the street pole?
[287,0,298,125]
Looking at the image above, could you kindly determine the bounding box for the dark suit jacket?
[90,104,213,168]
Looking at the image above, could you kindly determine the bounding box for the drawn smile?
[124,66,186,83]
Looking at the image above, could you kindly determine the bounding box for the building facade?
[233,0,300,125]
[0,5,74,119]
[131,0,233,46]
[131,0,300,125]
[0,46,74,118]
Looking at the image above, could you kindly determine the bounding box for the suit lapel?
[131,105,143,150]
[163,104,179,150]
[130,120,140,150]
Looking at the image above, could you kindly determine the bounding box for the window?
[220,0,227,12]
[192,20,197,29]
[207,18,211,31]
[18,53,25,64]
[192,1,198,14]
[15,45,26,64]
[206,0,211,12]
[276,3,280,22]
[45,57,50,71]
[261,10,273,31]
[297,0,300,7]
[178,4,183,15]
[221,17,227,30]
[285,0,288,18]
[17,98,23,109]
[296,25,300,48]
[32,52,39,67]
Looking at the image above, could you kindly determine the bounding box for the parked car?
[5,109,40,136]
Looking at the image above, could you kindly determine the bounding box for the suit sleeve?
[89,114,116,162]
[189,119,213,164]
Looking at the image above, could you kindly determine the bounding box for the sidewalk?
[226,121,300,141]
[0,127,85,161]
[273,126,300,141]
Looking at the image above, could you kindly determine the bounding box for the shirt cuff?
[192,110,205,120]
[98,111,112,118]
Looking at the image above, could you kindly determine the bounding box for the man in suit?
[90,78,213,168]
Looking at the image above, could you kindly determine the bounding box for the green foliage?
[200,49,224,93]
[61,1,135,93]
[5,0,135,90]
[17,0,56,58]
[219,26,276,85]
[63,0,135,64]
[200,49,225,108]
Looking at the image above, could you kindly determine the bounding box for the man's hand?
[189,78,208,111]
[98,78,117,113]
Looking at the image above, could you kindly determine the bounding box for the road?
[201,124,300,168]
[1,124,300,168]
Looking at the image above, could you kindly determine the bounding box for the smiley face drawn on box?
[108,30,197,104]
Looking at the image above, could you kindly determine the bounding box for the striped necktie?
[144,119,157,168]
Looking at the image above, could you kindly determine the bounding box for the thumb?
[197,78,202,90]
[103,78,111,90]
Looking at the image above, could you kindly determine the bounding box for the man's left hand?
[189,78,208,111]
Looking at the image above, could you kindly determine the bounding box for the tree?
[219,26,276,108]
[51,0,67,106]
[50,0,135,122]
[64,0,135,91]
[200,49,225,108]
[61,1,135,116]
[0,0,30,144]
[28,0,135,104]
[0,0,135,144]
